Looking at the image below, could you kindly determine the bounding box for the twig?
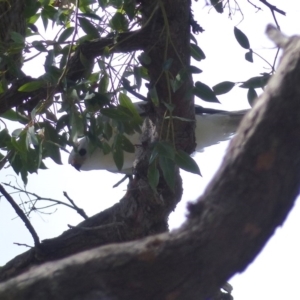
[0,184,40,246]
[259,0,286,16]
[13,242,32,248]
[63,192,88,219]
[3,183,88,219]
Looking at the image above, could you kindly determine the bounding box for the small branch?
[0,184,40,246]
[13,243,32,248]
[259,0,286,16]
[3,183,88,219]
[63,192,88,219]
[247,0,262,12]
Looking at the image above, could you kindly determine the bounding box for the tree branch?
[259,0,286,16]
[0,27,152,115]
[0,184,40,247]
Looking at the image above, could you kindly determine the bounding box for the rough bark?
[0,26,299,300]
[0,0,26,80]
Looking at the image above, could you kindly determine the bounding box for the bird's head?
[68,139,89,171]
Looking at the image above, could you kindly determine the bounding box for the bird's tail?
[195,109,249,151]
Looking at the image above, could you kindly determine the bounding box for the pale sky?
[1,1,300,299]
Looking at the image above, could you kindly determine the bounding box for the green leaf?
[58,27,75,43]
[245,50,253,63]
[190,44,206,61]
[102,141,111,155]
[44,141,62,165]
[170,69,189,93]
[138,52,151,65]
[78,12,102,21]
[240,75,271,89]
[163,101,175,113]
[11,129,23,138]
[159,156,175,192]
[247,88,257,107]
[119,93,143,124]
[101,107,132,122]
[234,27,250,49]
[120,134,135,153]
[43,123,63,164]
[175,150,201,175]
[26,126,39,147]
[187,65,202,74]
[213,81,235,95]
[71,109,84,143]
[18,80,44,92]
[84,92,110,112]
[112,134,124,170]
[155,141,175,160]
[0,129,11,147]
[98,0,108,8]
[109,12,128,31]
[78,17,100,38]
[210,0,223,13]
[103,121,113,140]
[190,34,198,45]
[10,31,25,44]
[79,52,93,77]
[149,87,159,106]
[193,81,220,103]
[133,66,142,89]
[10,152,22,175]
[0,110,29,123]
[44,50,54,71]
[110,0,122,8]
[99,73,109,93]
[32,40,48,52]
[24,0,41,18]
[148,162,159,191]
[56,114,70,132]
[149,144,158,165]
[124,0,135,20]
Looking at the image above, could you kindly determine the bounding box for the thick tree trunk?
[0,27,299,300]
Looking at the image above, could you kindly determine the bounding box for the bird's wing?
[195,109,248,151]
[68,103,249,172]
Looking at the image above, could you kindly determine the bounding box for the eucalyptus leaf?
[193,81,219,103]
[78,17,100,38]
[213,81,235,95]
[190,44,206,61]
[148,162,159,191]
[58,27,75,43]
[18,80,44,92]
[234,27,250,49]
[112,134,124,170]
[155,141,175,160]
[175,150,201,175]
[247,88,258,107]
[159,156,175,192]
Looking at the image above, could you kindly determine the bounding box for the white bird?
[68,104,249,173]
